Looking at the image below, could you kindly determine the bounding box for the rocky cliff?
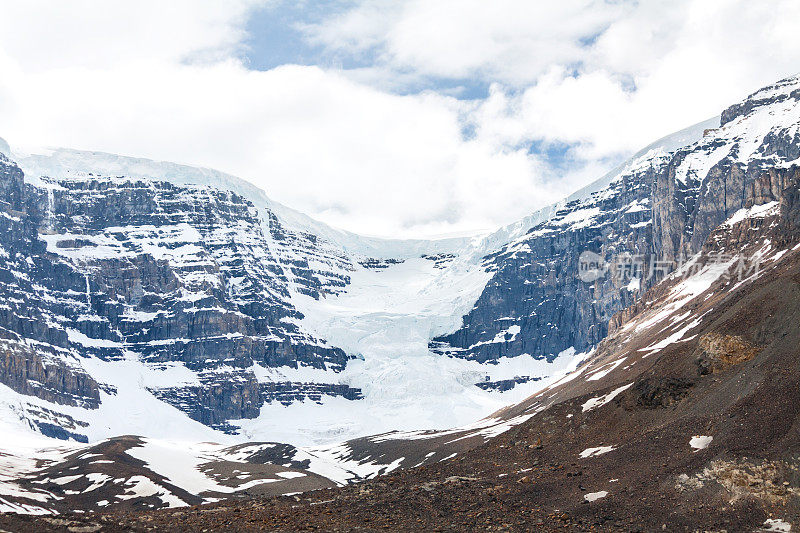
[432,75,800,368]
[0,154,358,435]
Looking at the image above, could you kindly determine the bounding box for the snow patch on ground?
[689,435,713,451]
[723,201,780,227]
[584,490,608,502]
[116,476,186,508]
[762,518,792,532]
[579,446,615,458]
[582,383,633,413]
[586,358,626,381]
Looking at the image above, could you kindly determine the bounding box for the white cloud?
[311,0,800,157]
[306,0,627,84]
[0,0,798,238]
[0,1,571,238]
[0,0,260,70]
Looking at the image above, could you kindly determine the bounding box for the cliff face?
[37,175,348,370]
[430,157,656,362]
[432,75,800,364]
[0,154,358,435]
[0,155,101,412]
[653,76,800,261]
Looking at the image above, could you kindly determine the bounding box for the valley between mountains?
[1,75,800,531]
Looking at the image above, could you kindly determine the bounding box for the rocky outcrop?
[260,381,363,405]
[474,376,540,392]
[358,258,404,269]
[0,155,103,410]
[0,341,100,408]
[266,211,353,299]
[697,333,760,374]
[150,376,363,432]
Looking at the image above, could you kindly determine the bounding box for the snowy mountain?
[0,74,799,516]
[0,116,715,446]
[432,76,800,364]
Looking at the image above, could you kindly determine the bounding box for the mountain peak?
[720,73,800,126]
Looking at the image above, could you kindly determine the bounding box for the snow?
[638,318,701,358]
[275,471,306,480]
[65,328,123,348]
[116,476,186,507]
[689,435,713,451]
[0,355,224,450]
[579,446,615,458]
[0,498,54,515]
[624,199,649,214]
[124,439,305,499]
[581,383,633,412]
[239,256,582,445]
[48,475,82,485]
[82,473,112,493]
[674,141,730,185]
[586,358,626,381]
[299,442,405,482]
[763,519,792,532]
[125,440,224,495]
[553,207,601,229]
[722,201,780,227]
[627,253,735,338]
[584,491,608,502]
[73,355,230,443]
[0,394,86,513]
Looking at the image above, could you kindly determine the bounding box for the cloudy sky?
[1,1,798,238]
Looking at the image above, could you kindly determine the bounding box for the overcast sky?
[1,1,798,238]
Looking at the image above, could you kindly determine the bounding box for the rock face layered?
[0,154,357,434]
[432,75,800,364]
[266,211,354,299]
[0,155,102,412]
[431,160,654,363]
